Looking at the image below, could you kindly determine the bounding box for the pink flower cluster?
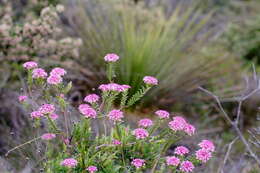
[23,61,38,70]
[143,76,158,85]
[30,111,43,119]
[168,116,195,136]
[47,67,66,85]
[195,140,215,163]
[155,110,169,119]
[133,128,149,139]
[166,156,180,166]
[60,158,78,168]
[180,161,194,172]
[99,83,130,92]
[112,139,121,146]
[86,166,98,173]
[41,133,56,140]
[39,104,55,114]
[138,118,153,128]
[78,104,97,118]
[84,94,100,103]
[50,67,67,76]
[18,95,28,102]
[131,159,145,169]
[104,53,120,62]
[174,146,189,156]
[108,109,124,122]
[32,68,47,79]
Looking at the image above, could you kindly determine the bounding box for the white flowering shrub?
[10,54,216,173]
[0,1,81,61]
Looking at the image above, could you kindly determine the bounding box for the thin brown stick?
[199,86,260,166]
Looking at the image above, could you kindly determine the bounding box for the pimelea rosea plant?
[12,54,215,173]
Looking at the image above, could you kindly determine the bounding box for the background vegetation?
[0,0,260,172]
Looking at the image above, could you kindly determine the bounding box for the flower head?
[112,139,121,146]
[133,128,149,139]
[78,104,97,118]
[39,104,55,114]
[138,119,153,128]
[166,156,180,166]
[143,76,158,85]
[84,94,100,103]
[47,75,63,85]
[87,166,97,173]
[131,159,145,169]
[155,110,170,119]
[184,123,196,136]
[195,149,212,163]
[23,61,38,70]
[104,53,120,62]
[98,83,127,92]
[60,158,78,168]
[41,133,56,140]
[180,161,195,173]
[30,111,43,119]
[108,109,124,122]
[198,140,215,152]
[50,113,59,120]
[174,146,189,156]
[18,95,28,102]
[168,116,187,131]
[50,67,67,76]
[32,68,48,79]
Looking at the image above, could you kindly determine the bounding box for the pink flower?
[133,128,149,139]
[108,109,124,122]
[184,123,195,136]
[39,104,55,114]
[155,110,170,119]
[18,95,28,102]
[23,61,38,70]
[195,149,212,163]
[180,161,195,173]
[84,94,100,103]
[60,158,78,168]
[168,116,187,131]
[143,76,158,85]
[104,53,120,62]
[41,133,56,140]
[121,85,131,91]
[138,119,153,128]
[87,166,97,173]
[131,159,145,169]
[166,156,180,166]
[78,104,97,118]
[174,146,189,156]
[50,67,67,76]
[98,83,130,92]
[47,75,62,85]
[198,140,215,152]
[112,139,121,145]
[30,111,43,119]
[32,68,48,79]
[50,113,59,120]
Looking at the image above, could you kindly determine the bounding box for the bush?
[9,55,215,172]
[64,0,240,107]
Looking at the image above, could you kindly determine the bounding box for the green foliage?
[67,0,240,107]
[225,13,260,65]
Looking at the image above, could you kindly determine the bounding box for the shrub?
[64,0,240,107]
[9,54,215,172]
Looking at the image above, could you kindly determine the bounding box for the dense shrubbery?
[11,55,215,172]
[65,0,240,107]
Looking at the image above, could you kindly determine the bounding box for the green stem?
[46,115,59,133]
